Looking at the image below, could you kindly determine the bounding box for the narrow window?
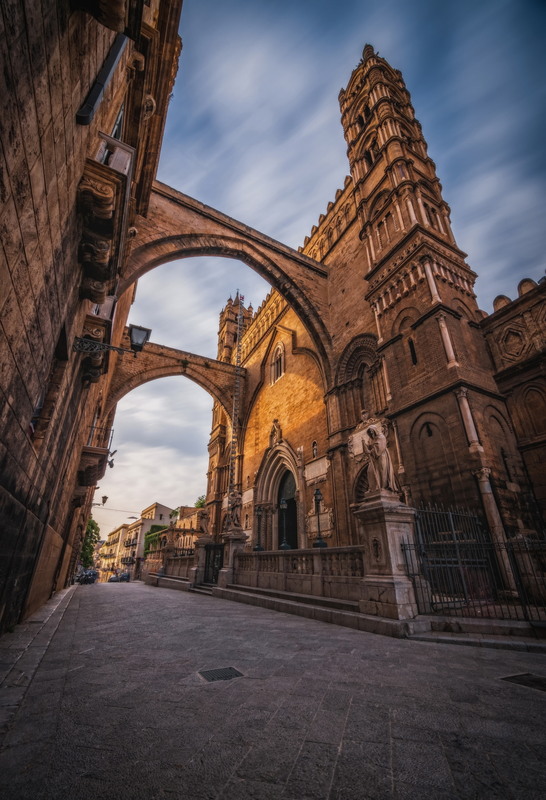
[312,441,318,458]
[271,344,284,383]
[409,338,418,365]
[111,104,125,140]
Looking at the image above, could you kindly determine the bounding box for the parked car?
[76,569,98,584]
[108,572,130,583]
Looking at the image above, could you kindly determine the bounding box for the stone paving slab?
[0,582,545,799]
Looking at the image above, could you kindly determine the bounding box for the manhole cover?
[198,667,244,683]
[501,673,546,692]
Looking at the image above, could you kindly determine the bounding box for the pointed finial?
[362,44,375,61]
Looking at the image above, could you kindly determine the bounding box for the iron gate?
[402,505,546,622]
[204,543,224,585]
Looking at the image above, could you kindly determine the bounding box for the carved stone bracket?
[77,153,131,301]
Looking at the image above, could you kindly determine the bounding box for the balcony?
[77,445,109,487]
[78,134,135,305]
[87,425,114,450]
[121,557,135,565]
[124,538,138,548]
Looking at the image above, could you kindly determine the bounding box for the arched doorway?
[278,470,298,549]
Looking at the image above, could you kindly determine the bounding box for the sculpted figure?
[228,490,242,528]
[364,422,399,493]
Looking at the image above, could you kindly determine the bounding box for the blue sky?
[92,0,546,534]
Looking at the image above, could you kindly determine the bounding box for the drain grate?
[198,667,244,683]
[501,673,546,692]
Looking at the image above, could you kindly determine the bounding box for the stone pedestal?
[189,534,213,587]
[353,490,419,620]
[217,527,248,589]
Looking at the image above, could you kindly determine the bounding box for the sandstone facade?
[0,0,182,633]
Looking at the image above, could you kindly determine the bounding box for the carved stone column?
[455,387,483,454]
[436,312,459,367]
[473,467,517,593]
[421,257,441,304]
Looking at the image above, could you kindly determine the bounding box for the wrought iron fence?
[402,506,546,622]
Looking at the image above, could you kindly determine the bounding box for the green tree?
[194,495,205,508]
[80,518,100,568]
[144,524,168,556]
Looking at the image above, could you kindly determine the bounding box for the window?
[408,338,418,365]
[271,344,285,383]
[111,104,125,140]
[312,441,318,458]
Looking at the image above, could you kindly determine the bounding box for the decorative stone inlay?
[304,456,330,485]
[501,327,527,359]
[305,508,333,537]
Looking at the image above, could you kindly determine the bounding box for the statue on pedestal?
[349,413,400,494]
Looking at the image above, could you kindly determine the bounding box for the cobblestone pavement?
[0,582,545,799]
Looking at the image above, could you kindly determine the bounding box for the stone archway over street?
[120,181,333,383]
[105,335,242,421]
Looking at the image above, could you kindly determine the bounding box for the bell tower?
[337,46,537,537]
[339,43,459,273]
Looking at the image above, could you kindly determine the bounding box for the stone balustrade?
[233,546,365,602]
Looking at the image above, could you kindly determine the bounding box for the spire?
[362,43,375,62]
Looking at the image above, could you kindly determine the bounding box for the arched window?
[271,344,285,383]
[312,441,318,458]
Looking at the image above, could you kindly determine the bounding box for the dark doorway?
[278,470,298,549]
[204,543,224,584]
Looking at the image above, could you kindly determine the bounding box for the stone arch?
[119,184,332,384]
[391,305,419,337]
[335,334,379,428]
[521,385,546,436]
[104,338,240,420]
[336,334,379,384]
[254,440,305,549]
[353,464,370,504]
[409,411,458,506]
[482,403,519,483]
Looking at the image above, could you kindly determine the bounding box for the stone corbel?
[73,1,144,39]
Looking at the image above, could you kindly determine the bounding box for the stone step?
[213,585,431,639]
[189,585,213,596]
[226,583,360,613]
[410,630,546,653]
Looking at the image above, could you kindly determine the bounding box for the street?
[1,582,545,799]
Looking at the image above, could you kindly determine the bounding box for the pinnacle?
[362,43,375,61]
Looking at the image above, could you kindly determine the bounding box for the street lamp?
[253,505,265,551]
[73,324,152,358]
[279,498,291,550]
[313,488,327,548]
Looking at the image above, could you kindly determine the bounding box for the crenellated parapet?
[481,277,546,373]
[299,176,356,261]
[239,289,287,363]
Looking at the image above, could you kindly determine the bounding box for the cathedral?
[203,45,545,554]
[0,3,544,634]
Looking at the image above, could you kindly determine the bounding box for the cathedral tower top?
[338,45,461,278]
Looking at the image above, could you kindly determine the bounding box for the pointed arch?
[254,440,305,550]
[119,183,333,385]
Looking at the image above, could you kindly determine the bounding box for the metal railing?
[402,507,546,622]
[86,425,114,449]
